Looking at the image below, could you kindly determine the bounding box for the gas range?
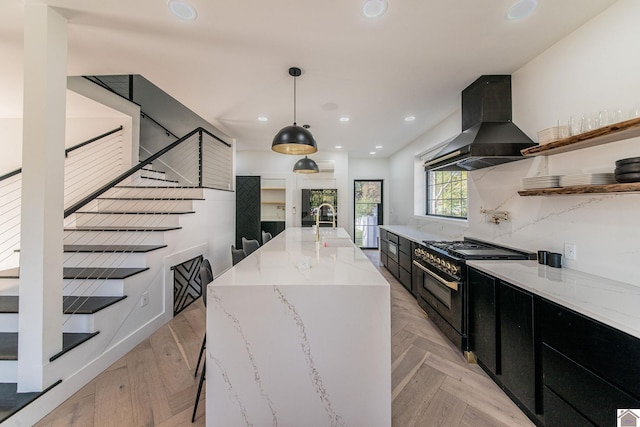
[414,238,534,279]
[412,238,534,352]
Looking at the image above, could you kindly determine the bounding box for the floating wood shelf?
[261,188,286,191]
[518,182,640,196]
[261,201,285,205]
[521,117,640,157]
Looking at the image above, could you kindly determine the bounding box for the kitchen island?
[206,227,391,427]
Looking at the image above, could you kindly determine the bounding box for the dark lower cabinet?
[499,282,536,415]
[380,231,413,296]
[468,268,498,374]
[538,298,640,426]
[543,385,593,427]
[469,266,640,427]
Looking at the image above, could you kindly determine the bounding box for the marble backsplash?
[465,149,640,286]
[406,141,640,286]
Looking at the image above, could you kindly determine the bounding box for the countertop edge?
[467,260,640,340]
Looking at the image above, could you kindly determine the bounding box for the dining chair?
[192,258,213,422]
[262,231,273,245]
[231,244,246,266]
[242,237,260,257]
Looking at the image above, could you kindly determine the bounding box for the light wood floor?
[35,250,534,427]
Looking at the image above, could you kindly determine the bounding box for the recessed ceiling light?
[335,145,343,149]
[370,151,377,155]
[506,0,538,21]
[362,0,388,18]
[375,145,383,149]
[339,116,350,122]
[258,116,268,122]
[168,0,197,21]
[404,115,416,122]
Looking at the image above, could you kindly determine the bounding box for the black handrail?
[200,127,231,147]
[84,76,181,141]
[0,168,22,182]
[140,112,180,140]
[0,126,125,183]
[65,126,123,157]
[64,127,229,218]
[83,76,231,147]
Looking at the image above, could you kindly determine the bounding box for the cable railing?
[59,127,231,320]
[0,126,125,269]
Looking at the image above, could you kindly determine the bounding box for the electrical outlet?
[141,292,149,307]
[564,243,577,260]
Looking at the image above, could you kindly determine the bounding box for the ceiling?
[0,0,617,158]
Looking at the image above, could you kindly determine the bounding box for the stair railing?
[60,127,231,320]
[0,126,125,269]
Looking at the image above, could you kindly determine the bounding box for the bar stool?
[192,258,213,422]
[241,237,260,256]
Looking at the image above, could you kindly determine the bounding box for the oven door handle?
[413,260,459,291]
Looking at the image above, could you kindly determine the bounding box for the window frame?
[425,169,468,219]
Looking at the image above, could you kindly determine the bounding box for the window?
[426,170,468,218]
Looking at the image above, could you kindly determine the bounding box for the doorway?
[354,180,383,249]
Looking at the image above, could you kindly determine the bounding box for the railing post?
[198,129,203,187]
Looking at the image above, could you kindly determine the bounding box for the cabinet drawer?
[399,266,411,290]
[379,228,387,241]
[399,251,411,272]
[380,252,388,267]
[543,344,640,426]
[386,259,399,278]
[380,238,388,254]
[543,385,594,427]
[398,236,411,255]
[537,298,640,398]
[387,232,398,244]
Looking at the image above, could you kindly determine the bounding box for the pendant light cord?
[293,75,297,126]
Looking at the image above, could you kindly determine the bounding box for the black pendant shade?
[273,125,317,155]
[272,67,318,155]
[293,156,319,174]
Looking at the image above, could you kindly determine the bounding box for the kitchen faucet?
[315,202,336,241]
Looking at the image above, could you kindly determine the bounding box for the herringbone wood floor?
[35,250,534,426]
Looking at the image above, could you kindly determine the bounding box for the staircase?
[0,167,206,423]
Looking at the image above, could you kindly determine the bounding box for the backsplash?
[465,151,640,286]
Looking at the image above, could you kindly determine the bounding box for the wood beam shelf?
[518,182,640,196]
[521,117,640,157]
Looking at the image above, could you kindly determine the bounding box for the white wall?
[388,0,640,285]
[0,118,23,172]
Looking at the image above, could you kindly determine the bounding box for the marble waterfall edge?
[206,228,391,427]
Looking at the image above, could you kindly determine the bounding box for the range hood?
[424,75,536,171]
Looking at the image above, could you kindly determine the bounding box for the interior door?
[354,180,383,248]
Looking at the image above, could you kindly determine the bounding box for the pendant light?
[293,156,319,174]
[272,67,318,155]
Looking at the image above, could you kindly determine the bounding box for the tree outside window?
[426,170,467,218]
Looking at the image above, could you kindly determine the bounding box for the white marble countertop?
[379,225,452,244]
[467,260,640,339]
[207,227,391,426]
[213,227,389,287]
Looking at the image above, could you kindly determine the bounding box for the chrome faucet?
[315,202,336,241]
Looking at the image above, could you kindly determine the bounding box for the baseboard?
[2,311,169,426]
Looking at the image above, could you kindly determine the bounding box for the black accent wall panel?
[235,176,261,248]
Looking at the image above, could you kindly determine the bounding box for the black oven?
[412,250,465,350]
[413,238,535,353]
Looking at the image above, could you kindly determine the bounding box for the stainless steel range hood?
[424,75,536,171]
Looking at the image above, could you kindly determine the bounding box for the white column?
[17,3,67,392]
